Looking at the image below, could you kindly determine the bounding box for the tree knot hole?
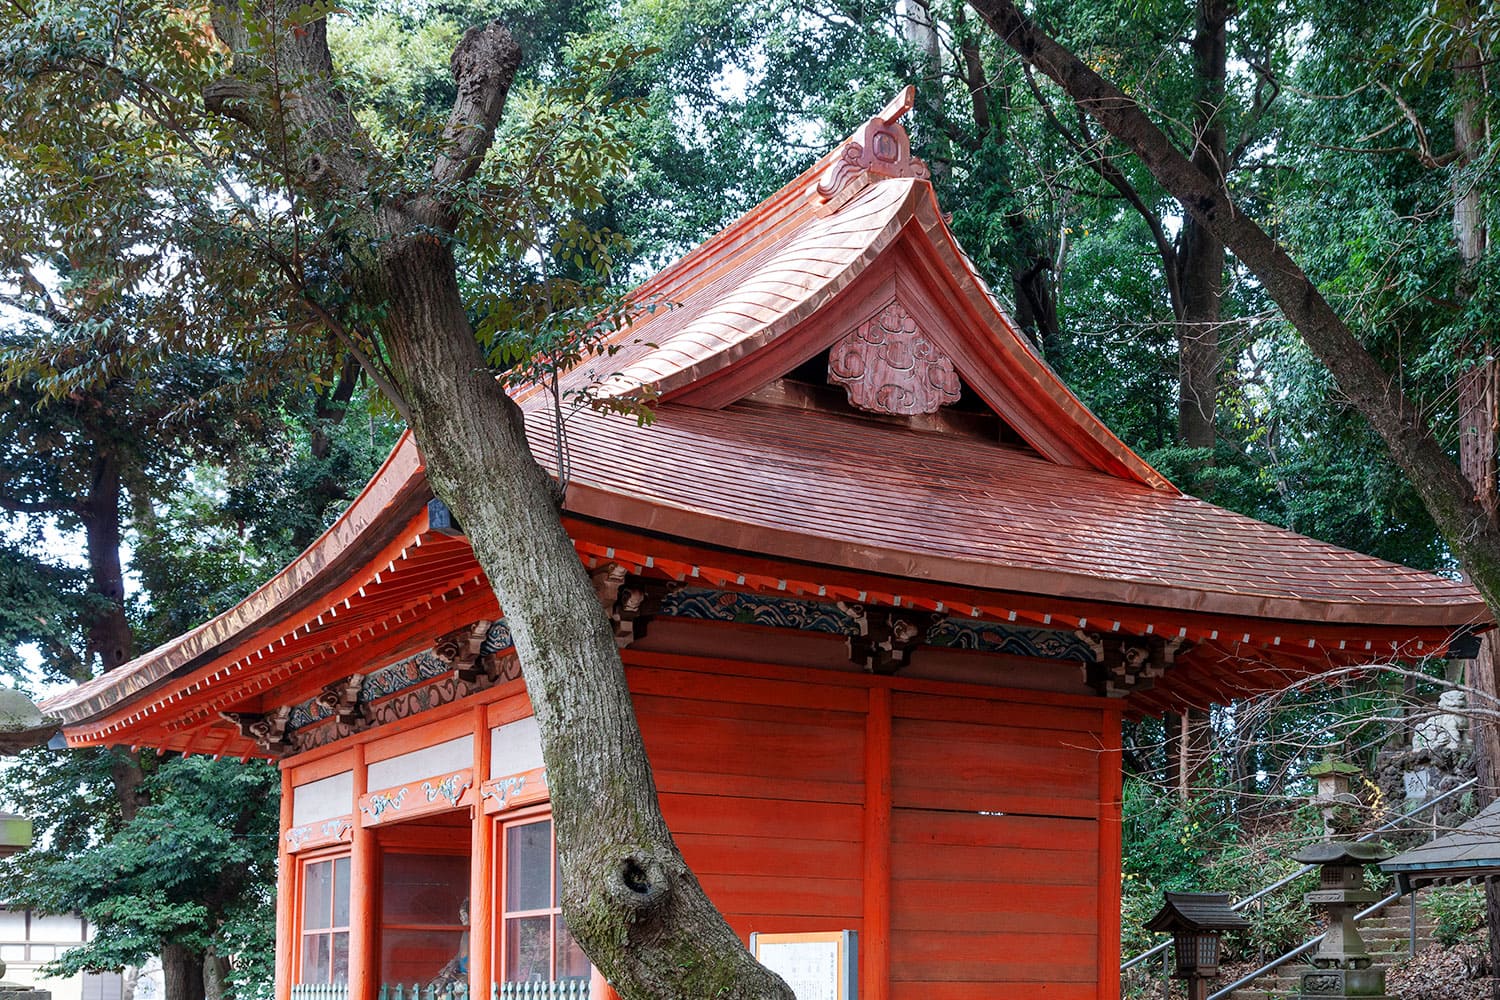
[609,851,668,916]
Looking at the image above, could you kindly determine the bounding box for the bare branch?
[1375,80,1460,168]
[1023,64,1184,318]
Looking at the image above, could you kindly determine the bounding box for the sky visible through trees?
[0,0,1495,996]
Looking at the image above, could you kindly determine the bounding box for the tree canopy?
[0,0,1495,996]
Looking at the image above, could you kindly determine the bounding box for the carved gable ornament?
[828,301,960,416]
[815,85,930,211]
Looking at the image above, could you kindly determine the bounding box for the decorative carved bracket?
[828,300,961,416]
[1081,633,1186,698]
[815,86,930,212]
[842,602,943,674]
[616,577,681,649]
[315,674,367,728]
[220,705,293,755]
[591,563,628,610]
[435,620,495,684]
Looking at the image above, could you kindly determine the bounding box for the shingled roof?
[44,88,1490,752]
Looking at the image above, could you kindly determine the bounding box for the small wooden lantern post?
[1145,892,1250,1000]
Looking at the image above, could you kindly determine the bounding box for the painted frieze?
[358,768,474,827]
[285,815,353,854]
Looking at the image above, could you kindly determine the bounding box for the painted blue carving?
[480,620,513,655]
[659,587,1093,662]
[360,650,452,701]
[659,588,860,636]
[926,619,1094,661]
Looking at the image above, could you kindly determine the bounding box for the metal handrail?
[1205,891,1400,1000]
[1120,776,1477,972]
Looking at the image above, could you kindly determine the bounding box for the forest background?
[0,0,1494,997]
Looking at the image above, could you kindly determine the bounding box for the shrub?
[1423,884,1485,948]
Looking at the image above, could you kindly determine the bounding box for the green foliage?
[1122,777,1325,967]
[1,750,279,993]
[1424,884,1486,948]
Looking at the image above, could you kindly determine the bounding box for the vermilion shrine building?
[45,91,1487,1000]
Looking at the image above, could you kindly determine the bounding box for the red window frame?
[296,850,351,985]
[496,809,587,983]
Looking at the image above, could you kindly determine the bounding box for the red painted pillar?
[862,686,892,1000]
[275,765,294,1000]
[588,967,621,1000]
[470,706,494,998]
[1098,708,1125,1000]
[350,744,378,1000]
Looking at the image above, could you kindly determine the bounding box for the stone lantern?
[0,688,60,757]
[1308,756,1363,839]
[1291,841,1392,999]
[0,812,48,1000]
[1144,892,1250,1000]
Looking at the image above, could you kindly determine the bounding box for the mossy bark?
[201,8,793,997]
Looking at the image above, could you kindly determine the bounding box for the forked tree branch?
[429,22,522,199]
[967,0,1500,618]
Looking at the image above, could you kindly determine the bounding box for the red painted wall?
[626,653,1121,1000]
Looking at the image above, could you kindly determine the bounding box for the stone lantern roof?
[1292,842,1392,866]
[0,688,60,756]
[1145,892,1251,932]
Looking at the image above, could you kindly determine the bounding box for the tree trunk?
[1450,17,1499,989]
[80,447,132,677]
[375,238,792,1000]
[162,942,206,1000]
[199,8,794,994]
[965,0,1500,622]
[78,441,149,823]
[203,947,230,1000]
[1174,0,1229,457]
[947,9,1061,354]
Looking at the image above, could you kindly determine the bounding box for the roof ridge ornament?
[814,85,931,212]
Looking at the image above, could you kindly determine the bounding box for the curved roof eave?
[593,177,1173,491]
[43,436,430,722]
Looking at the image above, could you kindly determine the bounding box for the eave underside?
[56,510,1477,761]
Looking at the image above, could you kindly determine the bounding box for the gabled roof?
[554,90,1169,488]
[44,89,1490,754]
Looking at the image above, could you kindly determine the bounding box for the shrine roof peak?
[550,86,1174,490]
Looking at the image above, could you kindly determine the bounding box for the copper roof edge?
[559,481,1489,632]
[43,435,430,722]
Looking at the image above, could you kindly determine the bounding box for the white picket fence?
[290,981,587,1000]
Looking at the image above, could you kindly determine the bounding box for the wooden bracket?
[220,705,293,755]
[314,674,367,728]
[842,603,942,674]
[1081,633,1185,697]
[435,620,495,684]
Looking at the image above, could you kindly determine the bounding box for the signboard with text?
[750,930,858,1000]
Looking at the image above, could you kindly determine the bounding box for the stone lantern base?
[1297,967,1388,998]
[0,959,52,1000]
[0,988,51,1000]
